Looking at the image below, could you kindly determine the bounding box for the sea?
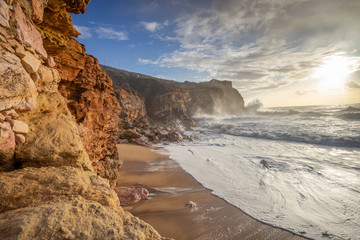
[159,103,360,240]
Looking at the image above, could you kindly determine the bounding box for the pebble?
[12,120,29,134]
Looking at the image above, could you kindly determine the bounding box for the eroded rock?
[114,187,149,206]
[0,166,120,212]
[0,196,166,240]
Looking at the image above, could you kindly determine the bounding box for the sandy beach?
[116,144,306,240]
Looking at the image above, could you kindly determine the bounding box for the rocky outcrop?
[0,0,167,239]
[36,0,120,181]
[115,187,150,206]
[102,66,245,129]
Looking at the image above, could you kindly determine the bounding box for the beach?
[116,144,305,240]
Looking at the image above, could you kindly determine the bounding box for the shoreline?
[116,144,306,240]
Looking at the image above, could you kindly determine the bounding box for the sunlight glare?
[313,55,358,89]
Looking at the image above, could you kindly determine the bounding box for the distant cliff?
[102,65,245,128]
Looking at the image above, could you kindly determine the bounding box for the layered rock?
[36,0,120,181]
[0,0,167,239]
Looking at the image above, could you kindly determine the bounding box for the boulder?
[114,187,149,206]
[12,120,29,134]
[129,137,152,147]
[0,196,165,240]
[168,131,183,142]
[0,166,120,213]
[120,129,142,139]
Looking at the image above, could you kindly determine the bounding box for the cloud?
[140,0,360,94]
[295,89,319,96]
[346,81,360,89]
[95,27,128,41]
[140,21,162,32]
[74,25,92,39]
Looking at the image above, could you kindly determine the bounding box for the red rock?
[31,0,45,23]
[114,187,149,206]
[13,3,47,59]
[0,122,15,151]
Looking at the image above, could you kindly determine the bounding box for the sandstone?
[21,51,41,74]
[114,187,150,206]
[0,122,15,152]
[0,113,5,122]
[15,133,25,144]
[13,3,47,58]
[0,166,120,212]
[0,50,38,111]
[47,55,56,67]
[31,0,45,23]
[0,196,166,240]
[35,65,60,92]
[12,120,29,134]
[13,44,26,59]
[15,93,92,170]
[0,150,15,172]
[2,109,19,118]
[0,0,10,28]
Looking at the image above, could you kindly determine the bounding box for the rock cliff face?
[36,0,120,182]
[0,0,166,239]
[102,66,245,128]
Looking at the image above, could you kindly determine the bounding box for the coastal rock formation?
[0,0,166,239]
[102,66,245,128]
[36,0,120,180]
[115,187,150,206]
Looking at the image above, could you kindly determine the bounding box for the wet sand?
[116,144,306,240]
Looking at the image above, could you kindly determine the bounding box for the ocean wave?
[337,112,360,121]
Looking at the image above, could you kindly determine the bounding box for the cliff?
[0,0,166,239]
[102,65,245,128]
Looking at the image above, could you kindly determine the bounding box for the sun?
[313,55,357,89]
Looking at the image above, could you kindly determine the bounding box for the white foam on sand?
[160,134,360,240]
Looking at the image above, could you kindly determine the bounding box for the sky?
[72,0,360,107]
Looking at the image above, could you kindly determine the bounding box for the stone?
[2,109,19,118]
[21,51,41,74]
[15,134,25,144]
[0,122,15,152]
[13,44,26,59]
[120,129,142,139]
[129,137,152,147]
[47,56,56,67]
[114,187,149,206]
[0,0,10,28]
[0,196,165,240]
[15,93,92,171]
[0,113,4,122]
[0,166,120,212]
[0,50,38,111]
[168,130,184,142]
[31,0,45,23]
[185,201,197,209]
[12,120,29,134]
[13,3,47,58]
